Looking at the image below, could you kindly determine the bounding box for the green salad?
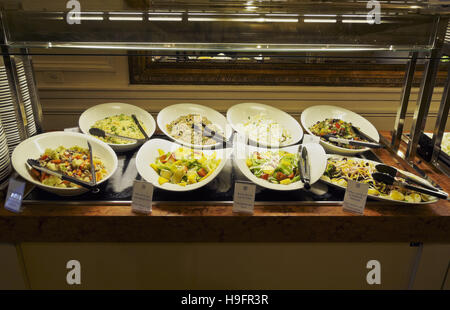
[246,151,300,185]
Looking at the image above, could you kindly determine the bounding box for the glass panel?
[0,0,443,53]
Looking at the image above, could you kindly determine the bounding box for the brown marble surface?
[0,132,448,243]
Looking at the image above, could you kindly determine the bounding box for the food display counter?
[0,1,449,290]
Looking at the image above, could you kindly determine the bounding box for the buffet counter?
[1,132,449,243]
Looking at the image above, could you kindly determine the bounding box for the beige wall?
[0,243,28,289]
[32,54,449,132]
[16,242,449,290]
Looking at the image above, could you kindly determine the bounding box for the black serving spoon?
[27,159,100,192]
[89,127,146,143]
[375,163,440,192]
[372,172,448,200]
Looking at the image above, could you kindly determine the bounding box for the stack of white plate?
[0,66,24,155]
[16,60,37,137]
[0,118,12,183]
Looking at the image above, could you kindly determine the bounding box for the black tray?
[23,136,382,206]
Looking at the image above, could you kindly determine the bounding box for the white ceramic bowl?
[136,138,232,191]
[157,103,232,149]
[227,102,303,148]
[234,136,327,191]
[79,102,156,152]
[300,105,379,155]
[12,131,118,196]
[321,155,438,205]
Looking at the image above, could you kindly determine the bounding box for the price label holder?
[302,134,320,144]
[343,180,369,215]
[233,181,256,214]
[131,180,154,214]
[4,178,26,213]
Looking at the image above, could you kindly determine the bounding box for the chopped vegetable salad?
[151,147,221,186]
[309,118,367,149]
[31,146,107,188]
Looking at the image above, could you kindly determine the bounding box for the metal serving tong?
[375,163,440,192]
[89,128,146,143]
[88,141,96,187]
[131,114,149,140]
[298,144,311,190]
[351,126,378,143]
[372,172,448,200]
[192,123,228,144]
[323,134,383,149]
[27,159,99,192]
[27,141,100,193]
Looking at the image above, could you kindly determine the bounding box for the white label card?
[4,178,26,213]
[131,180,154,214]
[343,180,369,215]
[233,181,256,214]
[303,134,320,144]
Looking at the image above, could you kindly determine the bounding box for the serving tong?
[371,172,448,200]
[191,122,228,144]
[323,134,383,149]
[89,114,149,143]
[27,141,100,193]
[322,125,383,149]
[375,164,440,192]
[297,144,311,189]
[89,127,146,143]
[131,114,149,140]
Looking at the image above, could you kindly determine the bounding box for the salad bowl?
[136,138,232,192]
[227,102,303,148]
[12,131,118,196]
[157,103,232,149]
[234,135,327,191]
[79,102,156,152]
[300,105,379,155]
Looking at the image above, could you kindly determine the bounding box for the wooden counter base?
[0,132,448,243]
[0,202,449,242]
